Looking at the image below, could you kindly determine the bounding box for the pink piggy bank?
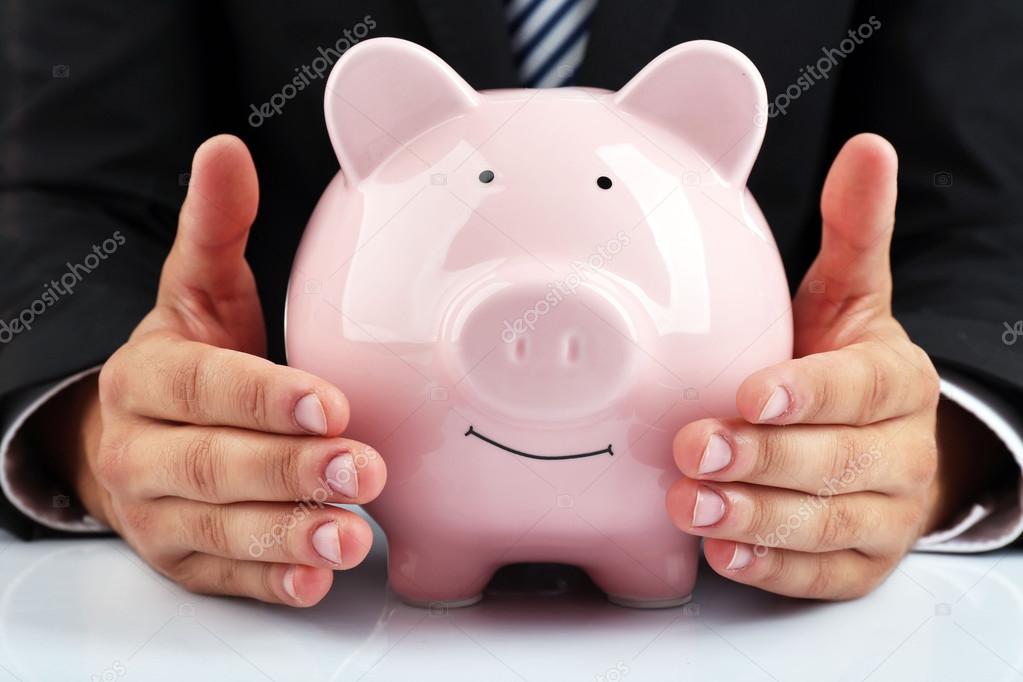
[286,37,792,608]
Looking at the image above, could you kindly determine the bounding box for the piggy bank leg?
[386,540,498,608]
[581,545,697,609]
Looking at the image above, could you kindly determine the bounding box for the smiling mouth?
[464,426,614,461]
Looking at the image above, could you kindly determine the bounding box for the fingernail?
[312,521,342,565]
[698,434,732,474]
[282,565,300,601]
[295,393,327,435]
[692,486,726,527]
[758,386,790,422]
[325,452,359,499]
[726,543,754,570]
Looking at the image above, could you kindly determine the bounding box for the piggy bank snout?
[447,281,639,423]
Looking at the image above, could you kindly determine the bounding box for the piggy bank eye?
[478,170,495,184]
[596,175,613,190]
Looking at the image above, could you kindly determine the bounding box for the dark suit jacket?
[2,0,1022,536]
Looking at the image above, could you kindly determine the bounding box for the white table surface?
[1,518,1021,682]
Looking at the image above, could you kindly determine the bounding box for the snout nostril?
[512,336,528,363]
[563,332,581,365]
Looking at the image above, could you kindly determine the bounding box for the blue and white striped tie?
[505,0,598,88]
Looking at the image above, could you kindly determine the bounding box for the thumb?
[797,133,898,328]
[148,134,264,352]
[159,134,260,308]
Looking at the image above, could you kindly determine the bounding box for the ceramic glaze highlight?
[286,37,792,608]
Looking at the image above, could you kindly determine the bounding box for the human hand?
[667,134,944,599]
[57,135,386,606]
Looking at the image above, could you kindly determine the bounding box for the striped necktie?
[505,0,598,88]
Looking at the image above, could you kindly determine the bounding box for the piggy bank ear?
[613,40,767,187]
[324,38,479,182]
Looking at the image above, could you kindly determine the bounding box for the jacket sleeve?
[0,1,227,535]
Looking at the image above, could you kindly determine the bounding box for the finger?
[735,341,939,425]
[795,133,898,331]
[170,555,333,607]
[159,135,259,312]
[116,425,385,504]
[673,417,926,495]
[702,539,892,600]
[154,500,375,569]
[666,478,904,554]
[104,333,350,435]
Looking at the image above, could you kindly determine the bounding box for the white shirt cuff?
[0,366,107,533]
[914,369,1023,553]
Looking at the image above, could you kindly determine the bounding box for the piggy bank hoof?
[607,593,693,609]
[396,593,484,610]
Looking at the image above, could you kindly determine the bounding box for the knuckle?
[263,510,301,553]
[182,432,223,500]
[120,502,154,537]
[190,507,231,556]
[97,353,127,408]
[861,357,890,422]
[845,557,890,600]
[752,429,789,481]
[175,558,237,596]
[264,442,306,499]
[906,436,938,488]
[161,558,188,583]
[95,435,131,491]
[744,491,778,542]
[912,346,941,405]
[171,353,205,419]
[900,502,929,540]
[235,374,270,429]
[816,500,862,550]
[166,560,205,594]
[258,563,278,600]
[825,429,859,488]
[809,370,838,422]
[806,554,837,599]
[759,548,789,587]
[211,559,240,594]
